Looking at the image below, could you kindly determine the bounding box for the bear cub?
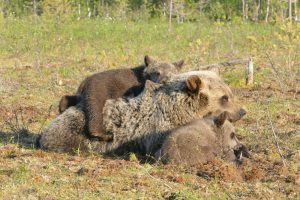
[156,112,250,166]
[59,56,184,141]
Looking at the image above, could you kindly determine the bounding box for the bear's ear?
[214,111,229,127]
[144,55,156,66]
[186,75,203,94]
[173,59,184,70]
[145,80,159,92]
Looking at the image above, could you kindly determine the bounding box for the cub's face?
[213,112,250,162]
[221,120,239,150]
[143,55,184,83]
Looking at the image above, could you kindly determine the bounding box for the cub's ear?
[186,75,203,94]
[144,55,156,66]
[145,80,160,92]
[173,59,184,70]
[214,111,229,127]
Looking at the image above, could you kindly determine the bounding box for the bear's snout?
[234,144,251,159]
[239,108,247,117]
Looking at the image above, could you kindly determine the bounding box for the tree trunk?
[295,0,298,21]
[87,0,91,18]
[33,0,37,16]
[176,3,180,23]
[245,0,248,20]
[78,1,81,20]
[255,0,261,22]
[169,0,173,32]
[242,0,248,21]
[288,0,292,20]
[265,0,270,23]
[98,0,101,17]
[88,7,91,18]
[93,0,96,17]
[242,0,245,20]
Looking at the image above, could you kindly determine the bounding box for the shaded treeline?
[0,0,299,22]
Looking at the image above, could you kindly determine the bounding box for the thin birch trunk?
[93,0,96,17]
[33,0,36,16]
[288,0,292,20]
[265,0,270,23]
[295,0,298,21]
[78,1,81,20]
[245,0,248,20]
[87,0,91,18]
[242,0,245,20]
[255,0,261,22]
[169,0,173,32]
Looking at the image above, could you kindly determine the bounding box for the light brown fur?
[40,71,246,155]
[156,112,250,166]
[58,56,184,142]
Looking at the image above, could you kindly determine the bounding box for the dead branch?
[38,105,53,134]
[137,164,173,190]
[195,58,249,70]
[194,58,253,85]
[265,52,286,92]
[266,107,287,167]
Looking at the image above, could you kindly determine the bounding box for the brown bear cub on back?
[156,112,250,166]
[59,56,184,141]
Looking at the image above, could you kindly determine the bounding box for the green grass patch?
[0,17,299,199]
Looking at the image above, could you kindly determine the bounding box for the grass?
[0,16,299,199]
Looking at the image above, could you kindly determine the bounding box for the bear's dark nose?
[239,108,247,117]
[234,144,251,159]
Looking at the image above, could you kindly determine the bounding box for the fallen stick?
[266,107,287,167]
[265,52,286,92]
[195,58,254,85]
[196,58,249,70]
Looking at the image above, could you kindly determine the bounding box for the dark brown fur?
[40,71,248,155]
[58,56,184,141]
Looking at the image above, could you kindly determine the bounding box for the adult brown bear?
[58,56,184,141]
[39,71,247,155]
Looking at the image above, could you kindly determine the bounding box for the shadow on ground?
[0,129,40,149]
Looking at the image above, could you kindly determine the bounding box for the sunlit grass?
[0,17,299,199]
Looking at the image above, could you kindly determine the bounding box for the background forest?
[0,0,299,23]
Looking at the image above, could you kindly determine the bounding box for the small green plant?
[129,152,138,162]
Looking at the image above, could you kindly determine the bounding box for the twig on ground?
[38,105,53,134]
[265,52,286,92]
[136,164,173,190]
[266,106,287,167]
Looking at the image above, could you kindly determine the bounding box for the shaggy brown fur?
[58,56,184,141]
[156,112,250,166]
[40,71,246,155]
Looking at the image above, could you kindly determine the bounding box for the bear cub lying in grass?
[156,111,250,166]
[58,55,184,141]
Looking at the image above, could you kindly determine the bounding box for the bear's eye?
[154,71,161,76]
[151,71,160,77]
[221,95,229,103]
[230,132,235,139]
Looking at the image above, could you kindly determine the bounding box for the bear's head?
[143,55,184,83]
[213,111,250,163]
[184,72,247,122]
